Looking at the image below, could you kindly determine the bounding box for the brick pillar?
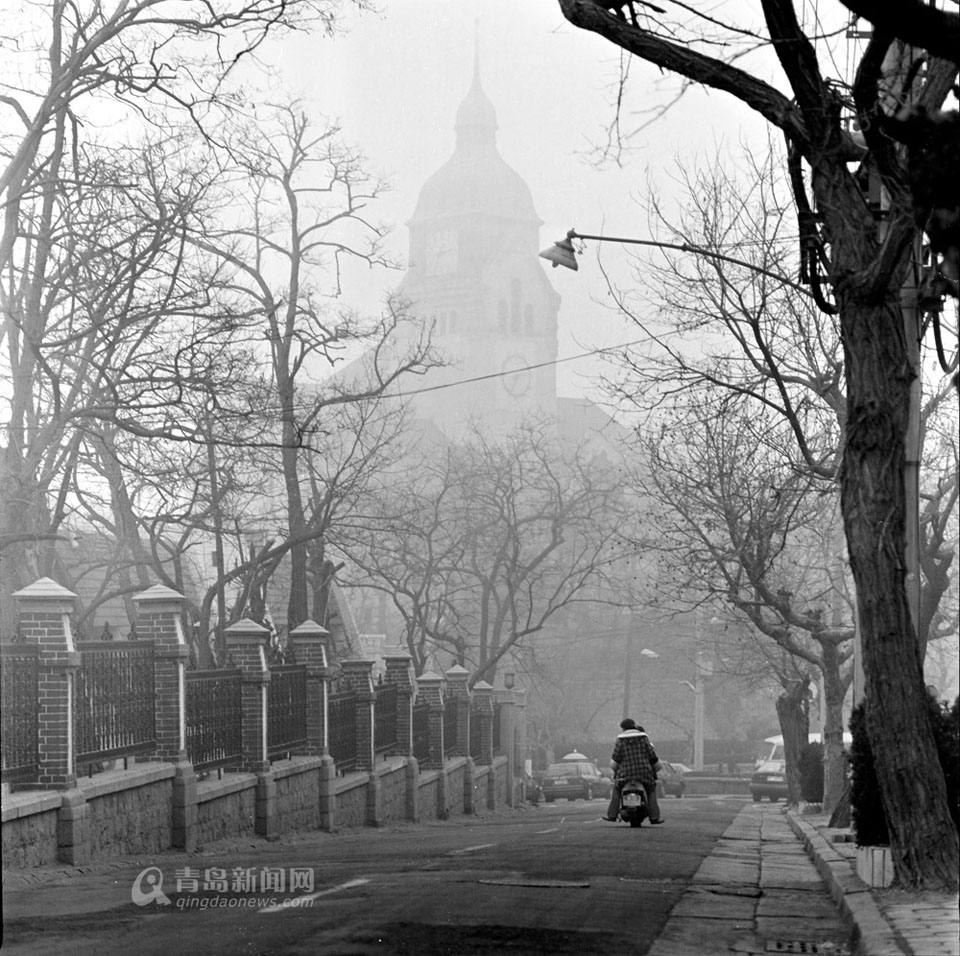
[224,618,270,773]
[444,664,471,756]
[13,578,80,790]
[471,680,495,767]
[495,686,526,807]
[288,619,330,756]
[384,655,414,754]
[132,584,189,762]
[416,671,444,770]
[339,660,375,771]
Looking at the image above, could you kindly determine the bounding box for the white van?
[751,732,852,802]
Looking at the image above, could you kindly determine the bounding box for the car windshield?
[547,762,589,776]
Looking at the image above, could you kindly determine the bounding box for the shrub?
[850,694,960,846]
[927,694,960,832]
[849,702,889,846]
[799,741,824,803]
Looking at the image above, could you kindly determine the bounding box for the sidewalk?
[648,802,959,956]
[787,809,959,956]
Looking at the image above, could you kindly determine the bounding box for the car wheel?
[676,787,684,799]
[752,793,762,802]
[769,796,779,803]
[545,795,554,803]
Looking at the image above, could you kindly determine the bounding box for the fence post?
[471,680,495,767]
[444,664,471,756]
[13,578,80,790]
[132,585,189,763]
[415,671,444,771]
[339,660,376,772]
[223,619,271,773]
[288,620,330,757]
[384,655,414,755]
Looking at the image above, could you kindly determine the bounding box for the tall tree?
[554,0,958,886]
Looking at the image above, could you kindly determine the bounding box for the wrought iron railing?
[74,641,155,768]
[1,645,39,783]
[469,704,483,761]
[328,690,357,772]
[185,669,243,770]
[412,700,431,763]
[267,664,307,759]
[374,681,398,754]
[443,697,459,756]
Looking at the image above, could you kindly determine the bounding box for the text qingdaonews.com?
[175,895,315,911]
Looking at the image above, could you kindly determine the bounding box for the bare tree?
[633,390,855,809]
[541,4,959,872]
[341,419,639,684]
[192,102,440,632]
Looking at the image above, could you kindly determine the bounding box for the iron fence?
[328,690,357,772]
[412,700,431,763]
[469,704,483,761]
[374,681,398,754]
[1,645,39,783]
[267,664,308,759]
[185,669,243,770]
[74,641,155,767]
[443,698,459,756]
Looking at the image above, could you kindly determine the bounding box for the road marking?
[258,878,370,914]
[535,828,560,834]
[448,843,495,856]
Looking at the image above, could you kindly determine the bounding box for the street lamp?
[678,653,712,771]
[539,229,813,296]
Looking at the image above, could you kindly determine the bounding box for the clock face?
[425,229,458,276]
[501,354,532,396]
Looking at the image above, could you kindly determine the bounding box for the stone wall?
[446,759,467,817]
[377,760,408,823]
[1,793,60,868]
[334,773,369,829]
[196,774,257,846]
[273,759,322,834]
[417,770,441,822]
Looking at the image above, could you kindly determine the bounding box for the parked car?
[540,759,604,802]
[749,732,852,802]
[656,760,687,798]
[597,767,615,799]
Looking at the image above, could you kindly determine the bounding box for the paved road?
[0,795,835,955]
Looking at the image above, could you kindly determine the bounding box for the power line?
[395,339,648,397]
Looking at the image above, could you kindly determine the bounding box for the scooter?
[618,781,649,827]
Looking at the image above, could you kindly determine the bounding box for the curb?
[786,811,908,956]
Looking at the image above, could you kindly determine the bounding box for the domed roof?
[408,50,539,227]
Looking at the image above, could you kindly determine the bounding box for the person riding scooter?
[602,718,664,824]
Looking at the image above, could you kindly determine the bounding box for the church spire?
[455,25,497,148]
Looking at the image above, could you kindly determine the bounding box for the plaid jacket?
[611,729,659,788]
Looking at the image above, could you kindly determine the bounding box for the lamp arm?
[568,231,814,300]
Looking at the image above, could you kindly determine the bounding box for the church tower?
[397,46,561,437]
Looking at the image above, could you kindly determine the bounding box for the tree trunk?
[776,680,810,806]
[840,294,959,889]
[819,641,847,816]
